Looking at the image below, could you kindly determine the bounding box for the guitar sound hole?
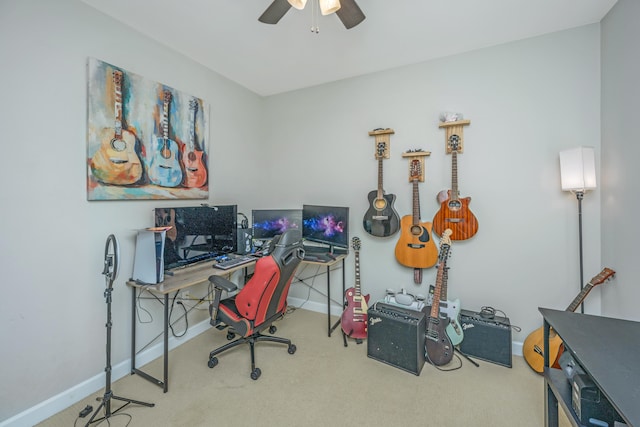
[111,138,126,152]
[188,152,196,161]
[448,200,461,211]
[161,146,172,159]
[374,199,387,210]
[410,225,422,236]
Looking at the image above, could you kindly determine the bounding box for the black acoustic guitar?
[363,130,400,237]
[424,230,454,366]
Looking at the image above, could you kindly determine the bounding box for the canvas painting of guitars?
[522,267,616,373]
[89,69,143,185]
[363,130,400,237]
[429,229,464,346]
[394,158,438,273]
[148,90,183,188]
[432,134,478,240]
[181,98,208,188]
[341,237,370,340]
[424,231,454,366]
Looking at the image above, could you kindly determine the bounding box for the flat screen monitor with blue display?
[302,204,349,254]
[251,209,302,241]
[154,205,237,270]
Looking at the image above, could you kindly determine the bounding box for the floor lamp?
[559,147,597,314]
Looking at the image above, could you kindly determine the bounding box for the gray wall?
[601,0,640,320]
[0,0,618,424]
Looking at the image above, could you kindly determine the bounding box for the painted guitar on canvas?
[429,229,464,346]
[90,69,143,185]
[522,267,615,373]
[148,90,183,187]
[394,158,438,282]
[432,134,478,240]
[341,237,370,340]
[363,130,400,237]
[424,231,454,366]
[181,98,208,188]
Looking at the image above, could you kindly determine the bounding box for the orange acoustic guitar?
[522,267,615,374]
[432,134,478,240]
[394,158,438,283]
[181,98,208,188]
[90,69,143,185]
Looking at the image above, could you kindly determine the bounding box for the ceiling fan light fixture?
[288,0,307,10]
[319,0,341,15]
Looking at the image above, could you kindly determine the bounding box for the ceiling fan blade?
[258,0,292,24]
[335,0,366,29]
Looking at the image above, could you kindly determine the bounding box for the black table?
[540,308,640,427]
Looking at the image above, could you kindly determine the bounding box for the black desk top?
[540,308,640,426]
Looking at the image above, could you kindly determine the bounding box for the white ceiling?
[81,0,617,97]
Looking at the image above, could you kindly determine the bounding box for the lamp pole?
[576,191,584,314]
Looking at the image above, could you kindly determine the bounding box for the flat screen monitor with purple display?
[251,209,302,241]
[302,204,349,254]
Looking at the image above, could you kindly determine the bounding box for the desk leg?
[326,264,331,337]
[163,293,169,393]
[131,286,136,374]
[545,380,559,427]
[329,259,346,337]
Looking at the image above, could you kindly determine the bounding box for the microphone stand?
[86,235,154,426]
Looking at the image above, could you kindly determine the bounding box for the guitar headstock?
[410,159,421,180]
[375,142,386,159]
[163,90,172,105]
[589,267,616,286]
[448,134,461,153]
[351,236,361,252]
[438,229,452,262]
[189,98,198,112]
[112,70,123,87]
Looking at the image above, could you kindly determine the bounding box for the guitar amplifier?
[367,302,427,376]
[458,309,512,368]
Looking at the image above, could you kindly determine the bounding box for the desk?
[127,259,256,392]
[541,308,640,427]
[127,255,346,392]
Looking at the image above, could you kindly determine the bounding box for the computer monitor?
[154,205,237,270]
[251,209,302,240]
[302,204,349,253]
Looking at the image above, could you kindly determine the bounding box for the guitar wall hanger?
[439,117,471,154]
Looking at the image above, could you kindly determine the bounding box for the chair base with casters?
[207,230,304,380]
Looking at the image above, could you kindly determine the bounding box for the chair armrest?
[208,275,238,293]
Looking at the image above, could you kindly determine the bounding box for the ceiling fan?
[259,0,366,29]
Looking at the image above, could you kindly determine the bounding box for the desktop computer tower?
[367,303,426,375]
[236,229,252,255]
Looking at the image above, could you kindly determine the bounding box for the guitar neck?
[376,158,384,199]
[354,250,361,297]
[430,262,445,317]
[441,266,449,300]
[412,179,421,225]
[113,71,123,139]
[162,92,170,140]
[451,151,459,201]
[566,283,594,312]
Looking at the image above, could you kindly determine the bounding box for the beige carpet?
[38,308,571,426]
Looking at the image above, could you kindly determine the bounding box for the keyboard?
[213,255,255,270]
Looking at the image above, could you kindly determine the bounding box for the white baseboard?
[1,300,522,427]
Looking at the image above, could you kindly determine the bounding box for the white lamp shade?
[288,0,307,10]
[559,146,597,192]
[319,0,341,15]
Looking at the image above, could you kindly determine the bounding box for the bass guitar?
[394,158,438,281]
[181,98,208,188]
[90,69,143,185]
[429,229,464,346]
[432,134,478,240]
[363,128,400,237]
[522,267,615,373]
[148,90,183,187]
[341,237,370,340]
[424,230,454,366]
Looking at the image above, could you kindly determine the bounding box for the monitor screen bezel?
[251,208,302,240]
[302,204,349,251]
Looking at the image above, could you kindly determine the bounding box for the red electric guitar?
[341,237,370,340]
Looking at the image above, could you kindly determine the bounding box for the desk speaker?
[458,309,512,368]
[367,303,426,375]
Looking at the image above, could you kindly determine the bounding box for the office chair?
[207,229,304,380]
